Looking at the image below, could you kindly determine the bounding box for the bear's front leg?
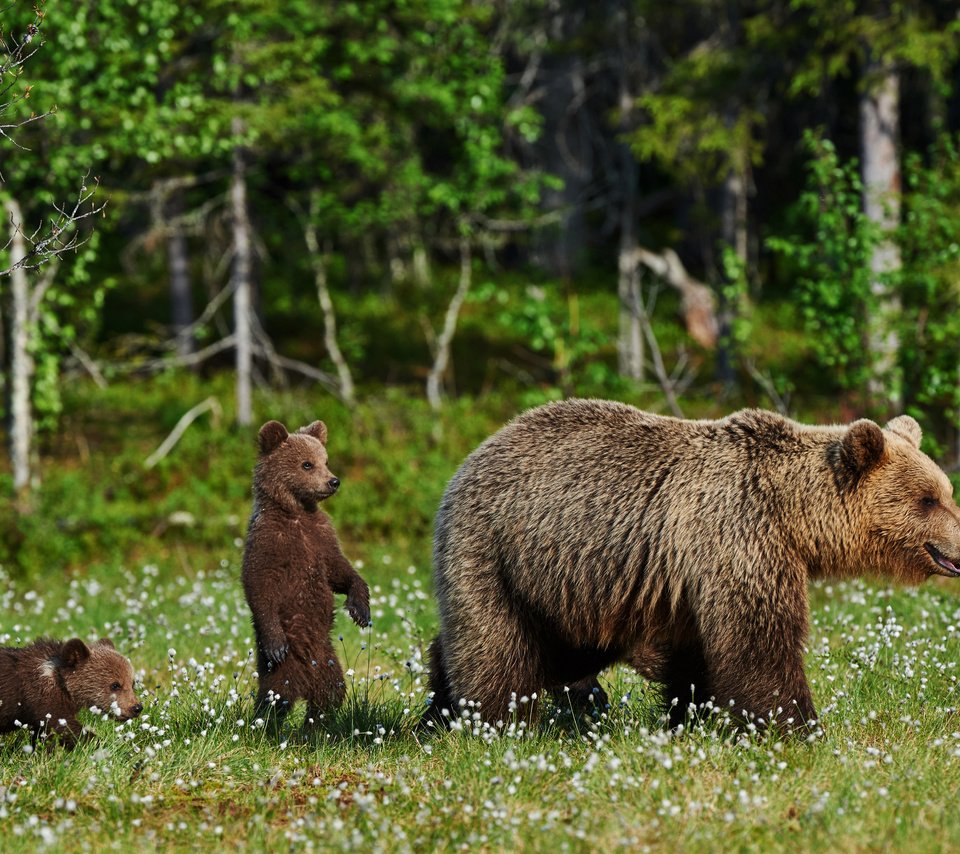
[329,555,370,627]
[38,715,83,749]
[255,615,289,670]
[707,641,817,733]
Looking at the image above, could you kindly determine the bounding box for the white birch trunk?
[860,61,902,410]
[230,119,253,427]
[4,196,34,494]
[302,206,356,406]
[616,7,643,381]
[426,237,472,410]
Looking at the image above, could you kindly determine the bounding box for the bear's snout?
[328,477,340,492]
[130,702,143,718]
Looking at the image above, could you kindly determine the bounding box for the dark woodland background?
[3,0,960,572]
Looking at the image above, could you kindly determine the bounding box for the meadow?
[2,376,960,852]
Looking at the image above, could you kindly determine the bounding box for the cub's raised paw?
[346,597,371,628]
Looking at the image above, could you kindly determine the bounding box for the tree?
[788,0,960,411]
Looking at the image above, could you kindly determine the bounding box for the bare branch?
[144,397,223,469]
[625,246,719,349]
[0,175,106,277]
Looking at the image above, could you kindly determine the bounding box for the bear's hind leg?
[663,644,713,729]
[422,635,456,727]
[551,676,609,715]
[303,641,347,727]
[445,611,546,726]
[255,659,298,725]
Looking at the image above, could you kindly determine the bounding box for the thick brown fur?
[0,637,141,747]
[427,400,960,731]
[242,419,370,725]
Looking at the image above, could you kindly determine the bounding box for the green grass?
[3,378,960,851]
[3,560,960,851]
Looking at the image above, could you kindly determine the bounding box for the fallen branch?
[625,246,718,348]
[68,342,108,389]
[145,397,223,469]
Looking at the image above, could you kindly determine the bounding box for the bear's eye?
[302,461,314,471]
[922,496,939,508]
[110,682,122,692]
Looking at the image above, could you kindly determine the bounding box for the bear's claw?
[263,642,289,667]
[346,599,371,628]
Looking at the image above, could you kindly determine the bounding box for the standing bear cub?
[426,400,960,731]
[0,637,141,747]
[243,419,370,725]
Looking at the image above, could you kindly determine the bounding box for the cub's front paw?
[345,595,370,628]
[263,641,289,668]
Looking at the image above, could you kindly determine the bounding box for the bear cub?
[0,637,141,747]
[242,419,370,725]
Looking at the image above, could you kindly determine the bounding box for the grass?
[3,560,960,851]
[3,378,960,850]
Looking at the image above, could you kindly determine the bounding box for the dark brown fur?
[0,637,141,747]
[427,400,960,731]
[242,419,370,724]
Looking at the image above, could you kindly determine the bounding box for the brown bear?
[0,637,141,747]
[242,419,370,725]
[426,400,960,731]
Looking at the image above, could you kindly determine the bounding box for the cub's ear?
[61,638,91,669]
[97,637,116,649]
[299,420,328,445]
[840,419,885,475]
[885,415,922,449]
[258,421,289,455]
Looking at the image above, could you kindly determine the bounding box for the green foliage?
[787,0,960,97]
[767,134,881,396]
[472,281,622,396]
[897,136,960,453]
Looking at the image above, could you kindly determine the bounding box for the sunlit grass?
[3,553,960,851]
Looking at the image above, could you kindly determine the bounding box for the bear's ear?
[885,415,922,449]
[97,637,115,649]
[258,421,289,455]
[61,638,91,669]
[841,419,885,475]
[299,420,328,445]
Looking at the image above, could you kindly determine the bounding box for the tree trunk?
[616,14,643,382]
[533,45,588,278]
[4,196,34,497]
[303,202,356,406]
[860,58,902,411]
[426,237,472,410]
[167,190,195,359]
[717,164,748,390]
[230,119,253,427]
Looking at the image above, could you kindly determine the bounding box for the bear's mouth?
[924,543,960,577]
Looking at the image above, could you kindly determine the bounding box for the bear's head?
[57,638,142,720]
[833,415,960,583]
[254,419,340,513]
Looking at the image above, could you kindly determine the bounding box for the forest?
[2,1,960,851]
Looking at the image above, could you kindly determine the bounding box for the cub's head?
[57,638,142,720]
[832,415,960,583]
[254,419,340,513]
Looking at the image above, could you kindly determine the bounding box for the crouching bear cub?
[426,400,960,731]
[0,637,141,747]
[243,420,370,725]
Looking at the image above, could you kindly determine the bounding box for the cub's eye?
[110,682,122,692]
[922,496,939,508]
[302,461,314,470]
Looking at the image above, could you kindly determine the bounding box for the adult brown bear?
[426,400,960,730]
